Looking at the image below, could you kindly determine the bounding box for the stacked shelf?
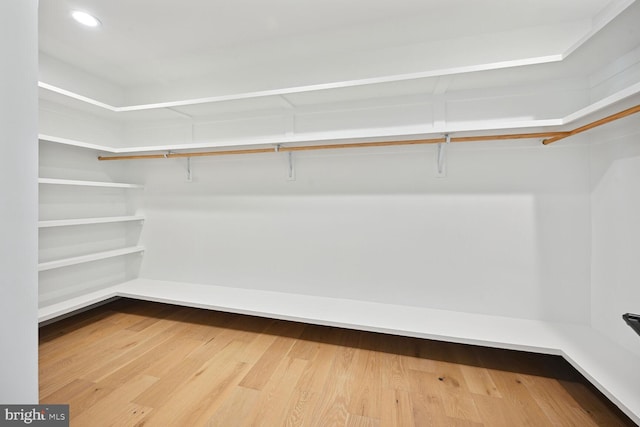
[38,246,145,272]
[38,173,145,318]
[38,287,121,323]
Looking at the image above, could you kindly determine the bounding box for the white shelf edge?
[38,215,145,228]
[38,134,116,153]
[38,287,121,323]
[562,81,640,124]
[38,246,145,272]
[38,52,563,113]
[109,120,566,154]
[36,82,640,156]
[38,178,143,189]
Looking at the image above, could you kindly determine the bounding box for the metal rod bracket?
[436,134,450,177]
[186,157,192,182]
[287,151,295,181]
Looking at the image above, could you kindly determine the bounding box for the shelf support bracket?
[287,151,295,181]
[436,134,450,177]
[623,313,640,337]
[186,157,192,182]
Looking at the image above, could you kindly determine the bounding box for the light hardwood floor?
[39,299,636,426]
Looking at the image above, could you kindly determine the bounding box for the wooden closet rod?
[542,104,640,145]
[97,132,566,161]
[97,104,639,161]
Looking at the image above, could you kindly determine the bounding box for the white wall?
[590,117,640,357]
[39,53,125,107]
[39,98,125,147]
[0,0,39,403]
[133,140,591,323]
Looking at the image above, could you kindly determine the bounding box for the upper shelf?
[37,0,637,113]
[38,178,143,189]
[39,87,640,158]
[37,2,640,154]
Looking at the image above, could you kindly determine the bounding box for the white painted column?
[0,0,39,403]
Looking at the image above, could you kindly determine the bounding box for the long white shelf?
[40,278,640,424]
[39,134,114,152]
[38,178,143,189]
[38,246,145,272]
[36,83,640,156]
[39,215,145,228]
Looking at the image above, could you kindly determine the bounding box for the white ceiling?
[39,0,635,106]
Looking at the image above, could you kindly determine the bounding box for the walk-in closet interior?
[1,0,640,422]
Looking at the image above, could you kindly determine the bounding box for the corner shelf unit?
[38,160,146,324]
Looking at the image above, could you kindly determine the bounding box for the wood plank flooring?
[39,299,636,426]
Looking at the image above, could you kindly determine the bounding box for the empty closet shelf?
[38,286,121,323]
[38,177,143,188]
[38,246,145,271]
[38,215,145,228]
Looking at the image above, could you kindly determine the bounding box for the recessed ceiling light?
[71,10,101,28]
